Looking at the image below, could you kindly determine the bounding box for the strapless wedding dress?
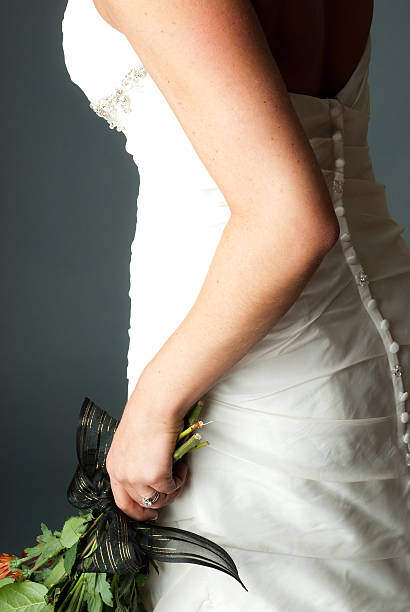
[62,1,410,609]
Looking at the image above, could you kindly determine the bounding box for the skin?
[93,0,374,521]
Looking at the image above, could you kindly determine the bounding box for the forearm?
[130,210,338,420]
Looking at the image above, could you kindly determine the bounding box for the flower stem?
[177,420,204,441]
[173,433,202,462]
[74,580,86,612]
[79,512,103,540]
[187,400,204,426]
[187,441,210,453]
[79,533,97,560]
[56,573,84,612]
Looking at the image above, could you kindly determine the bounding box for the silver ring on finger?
[140,489,160,507]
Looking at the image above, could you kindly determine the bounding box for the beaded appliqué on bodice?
[89,64,147,132]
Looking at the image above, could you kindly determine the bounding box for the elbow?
[299,215,340,265]
[308,196,341,256]
[315,217,341,254]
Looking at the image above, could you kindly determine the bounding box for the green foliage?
[60,516,89,549]
[63,542,79,575]
[31,567,51,584]
[0,580,52,612]
[23,524,64,572]
[0,578,15,591]
[43,557,66,589]
[108,574,148,612]
[95,574,113,607]
[84,574,102,612]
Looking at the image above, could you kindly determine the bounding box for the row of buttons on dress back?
[329,99,410,477]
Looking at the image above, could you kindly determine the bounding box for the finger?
[129,462,190,510]
[172,460,190,490]
[152,460,190,496]
[110,479,158,521]
[128,476,189,510]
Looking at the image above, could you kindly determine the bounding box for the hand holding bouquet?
[103,386,210,523]
[0,397,246,611]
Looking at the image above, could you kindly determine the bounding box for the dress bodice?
[61,0,372,197]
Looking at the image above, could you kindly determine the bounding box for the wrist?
[128,371,188,423]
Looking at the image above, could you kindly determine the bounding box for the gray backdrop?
[1,1,409,554]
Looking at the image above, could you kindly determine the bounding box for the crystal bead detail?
[356,270,369,286]
[333,178,344,194]
[392,365,402,377]
[89,65,147,132]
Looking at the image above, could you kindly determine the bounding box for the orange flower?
[0,553,22,581]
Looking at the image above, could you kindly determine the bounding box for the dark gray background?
[1,1,409,554]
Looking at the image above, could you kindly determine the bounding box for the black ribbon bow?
[67,397,247,590]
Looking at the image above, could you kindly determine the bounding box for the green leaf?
[0,578,15,590]
[0,580,49,611]
[63,542,78,575]
[95,574,113,607]
[39,523,52,538]
[85,573,96,592]
[24,523,64,570]
[79,510,94,522]
[83,574,102,612]
[23,539,63,572]
[43,557,66,589]
[109,574,120,609]
[31,567,51,583]
[117,575,133,599]
[134,573,147,588]
[60,516,89,548]
[43,583,62,609]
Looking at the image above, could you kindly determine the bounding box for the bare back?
[251,0,374,98]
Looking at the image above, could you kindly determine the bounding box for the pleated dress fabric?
[62,1,410,609]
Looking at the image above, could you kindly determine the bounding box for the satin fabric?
[62,1,410,609]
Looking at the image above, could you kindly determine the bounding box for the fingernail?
[151,513,159,520]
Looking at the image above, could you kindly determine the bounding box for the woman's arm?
[96,0,340,517]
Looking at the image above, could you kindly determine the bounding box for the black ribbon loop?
[67,397,247,590]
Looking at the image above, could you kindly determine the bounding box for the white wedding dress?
[61,1,410,610]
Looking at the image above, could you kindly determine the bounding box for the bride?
[62,0,410,609]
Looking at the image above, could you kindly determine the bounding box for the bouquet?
[0,397,247,611]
